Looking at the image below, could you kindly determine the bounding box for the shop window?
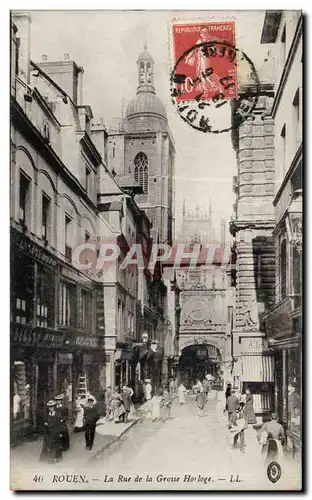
[287,349,301,437]
[293,246,302,308]
[42,193,51,242]
[59,281,77,327]
[280,239,287,299]
[19,171,30,226]
[12,360,31,424]
[56,353,73,417]
[11,253,34,324]
[81,289,93,331]
[36,265,55,328]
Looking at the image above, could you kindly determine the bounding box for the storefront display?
[287,348,301,440]
[12,359,32,425]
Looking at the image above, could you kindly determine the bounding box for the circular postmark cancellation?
[170,40,261,134]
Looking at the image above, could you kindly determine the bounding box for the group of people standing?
[104,385,135,424]
[225,383,257,453]
[40,392,100,464]
[142,378,175,422]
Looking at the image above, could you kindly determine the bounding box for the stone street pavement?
[11,395,301,491]
[90,394,301,491]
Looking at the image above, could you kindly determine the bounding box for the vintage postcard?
[10,9,303,491]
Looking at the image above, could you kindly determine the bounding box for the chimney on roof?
[13,12,32,84]
[64,53,70,60]
[41,54,47,61]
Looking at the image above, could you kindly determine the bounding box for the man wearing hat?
[227,388,239,428]
[83,395,100,450]
[55,394,70,452]
[40,400,63,463]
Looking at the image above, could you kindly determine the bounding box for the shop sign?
[74,336,99,348]
[11,324,65,347]
[58,353,73,364]
[11,228,58,268]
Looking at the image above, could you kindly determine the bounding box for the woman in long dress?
[111,390,126,423]
[74,397,84,432]
[178,383,187,405]
[40,400,63,463]
[244,388,257,424]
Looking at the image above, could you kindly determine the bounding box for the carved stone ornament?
[239,297,258,330]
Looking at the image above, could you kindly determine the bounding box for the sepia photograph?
[9,8,303,491]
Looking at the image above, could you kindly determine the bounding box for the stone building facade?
[260,11,302,457]
[11,14,116,443]
[230,87,277,419]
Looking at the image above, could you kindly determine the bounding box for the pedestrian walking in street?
[151,388,163,422]
[202,376,210,401]
[227,388,239,428]
[144,379,152,401]
[144,379,153,418]
[224,382,232,413]
[83,395,100,450]
[40,400,63,463]
[229,406,247,453]
[105,386,113,421]
[162,389,172,421]
[111,389,126,423]
[55,394,70,451]
[169,378,175,398]
[258,413,285,443]
[74,396,85,432]
[178,382,187,405]
[121,386,131,423]
[244,388,257,424]
[196,387,206,418]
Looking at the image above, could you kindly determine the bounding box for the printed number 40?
[33,475,43,483]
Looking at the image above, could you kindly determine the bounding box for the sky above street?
[26,10,267,241]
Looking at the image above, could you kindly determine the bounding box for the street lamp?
[285,189,303,254]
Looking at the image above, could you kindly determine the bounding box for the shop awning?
[241,354,274,382]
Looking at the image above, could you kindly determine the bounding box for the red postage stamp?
[172,22,238,102]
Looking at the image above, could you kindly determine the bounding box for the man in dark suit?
[227,389,239,428]
[55,394,70,451]
[84,395,100,450]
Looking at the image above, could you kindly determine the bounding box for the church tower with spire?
[108,44,175,245]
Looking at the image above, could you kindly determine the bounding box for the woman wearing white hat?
[40,400,63,463]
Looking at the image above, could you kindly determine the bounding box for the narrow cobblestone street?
[89,394,301,490]
[11,394,301,491]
